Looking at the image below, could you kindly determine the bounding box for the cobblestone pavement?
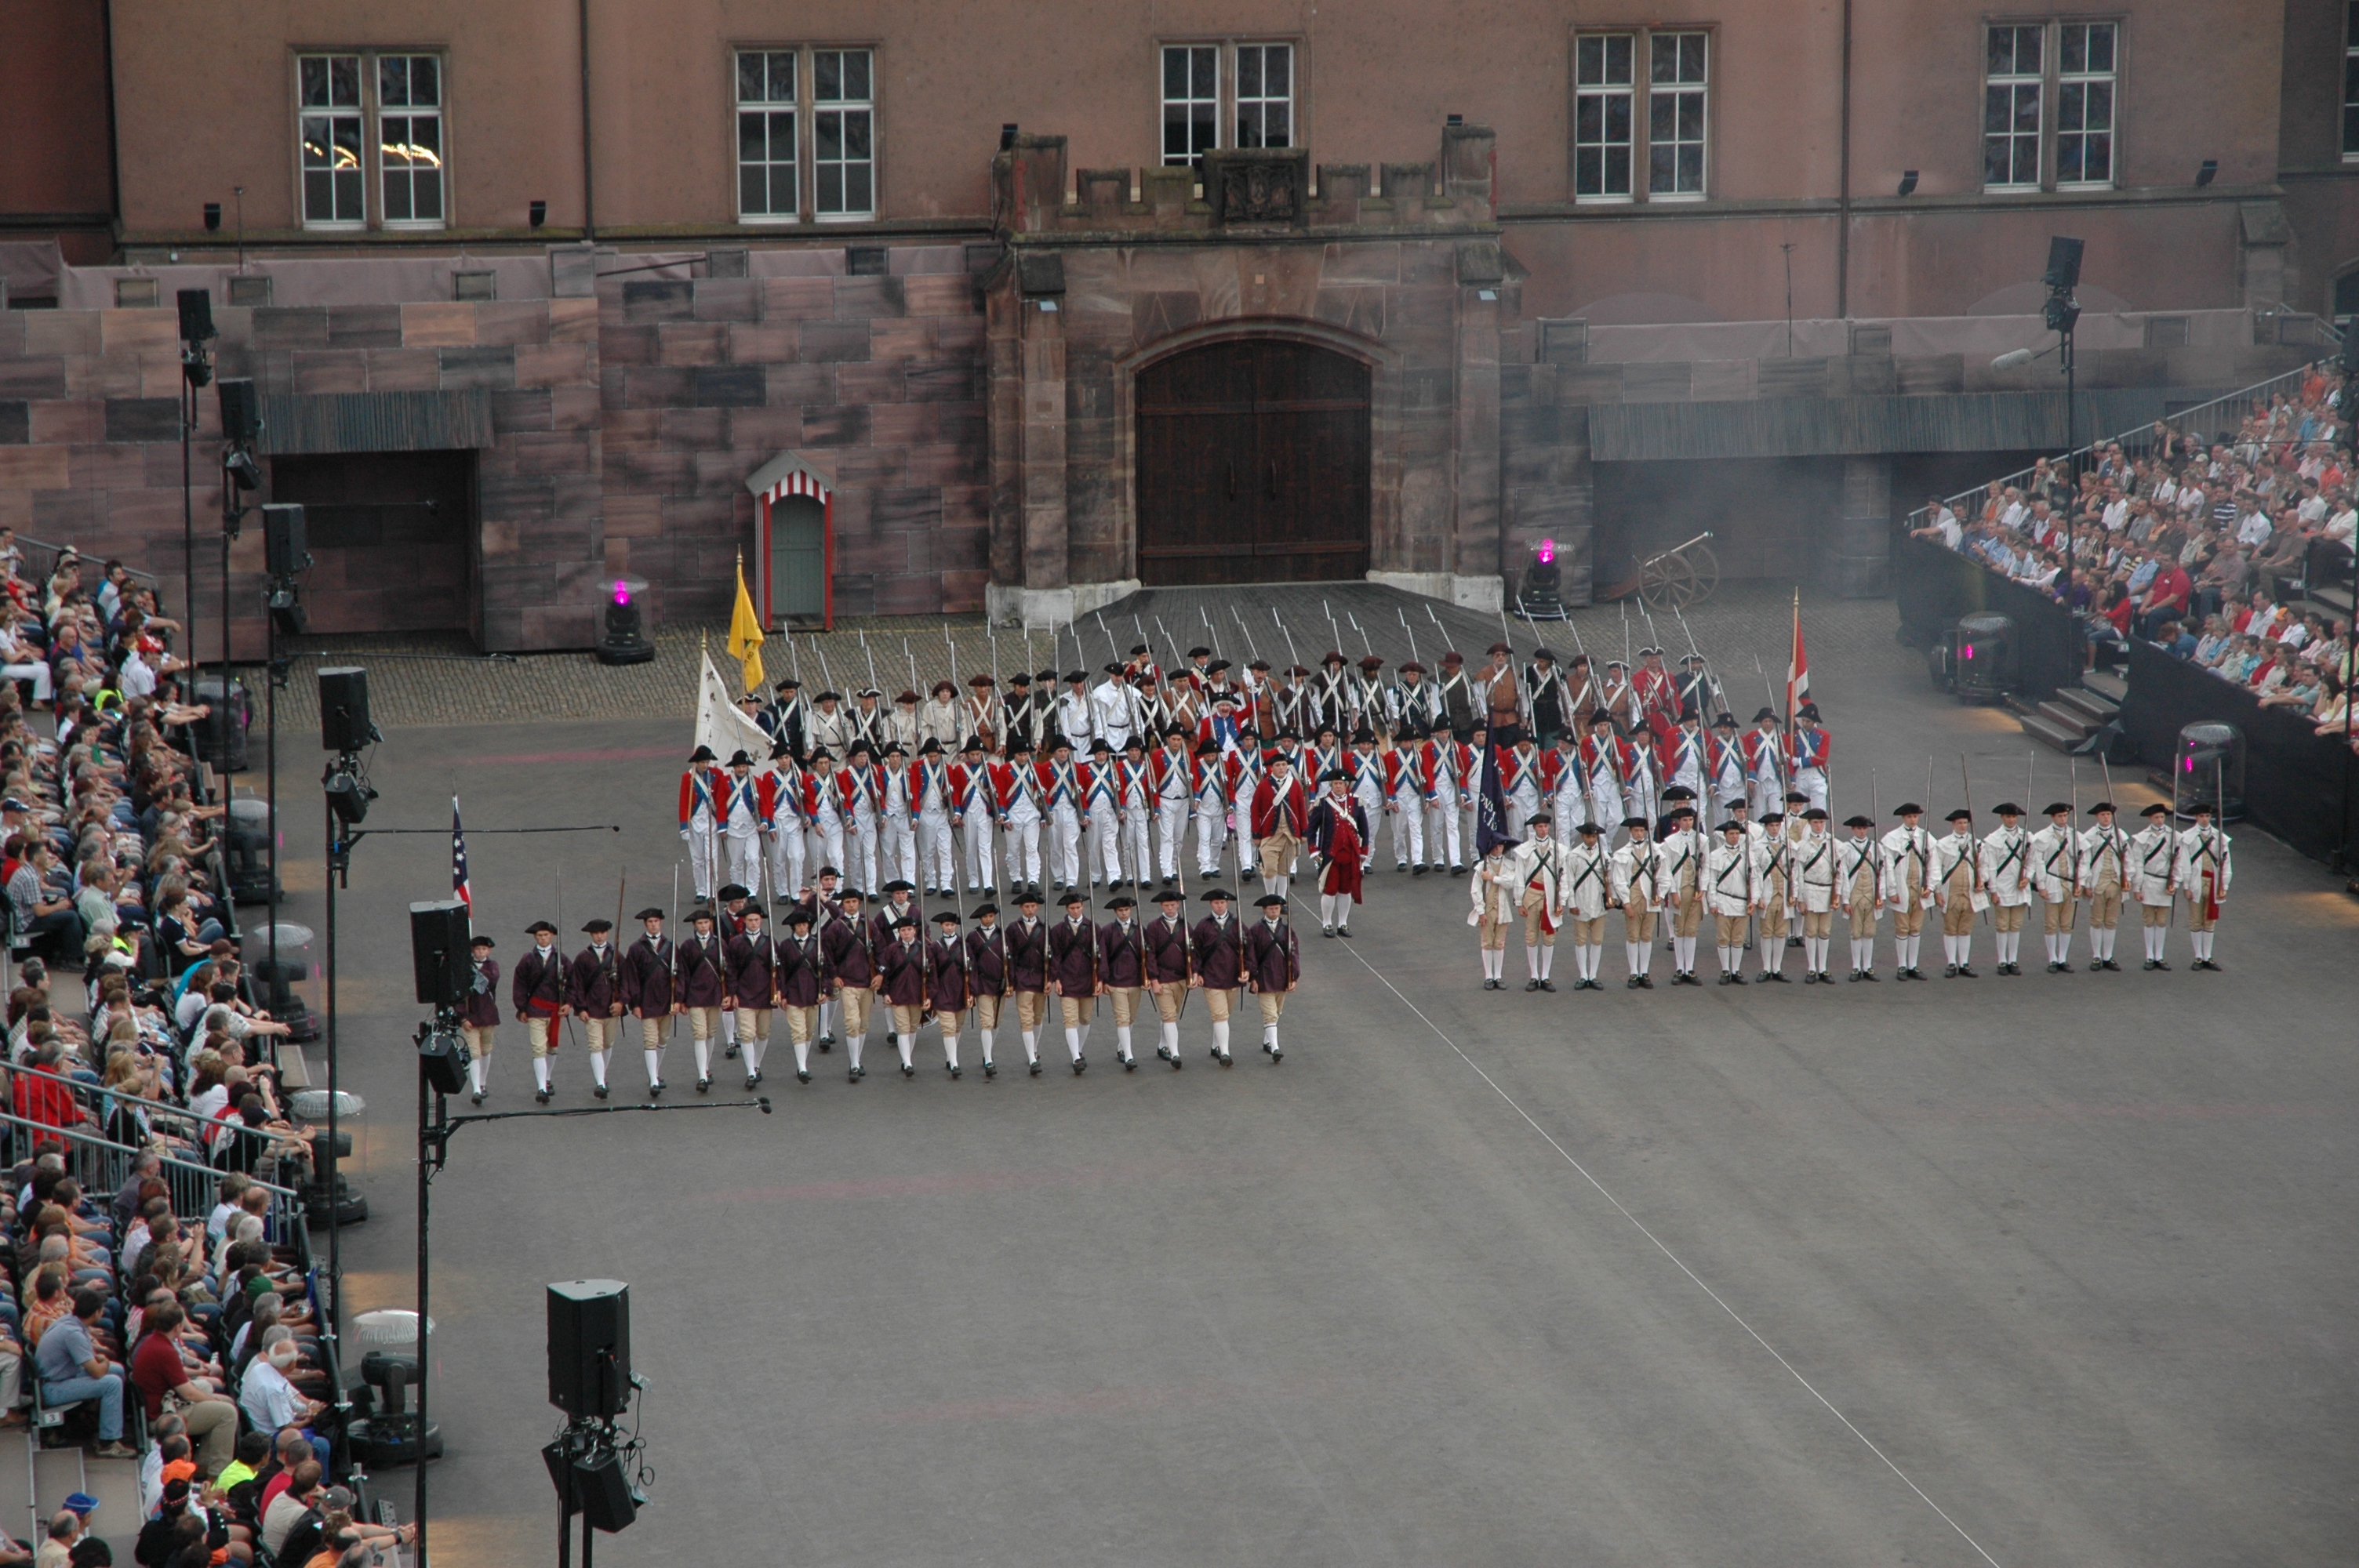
[266,580,1885,731]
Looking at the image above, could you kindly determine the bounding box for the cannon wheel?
[1638,540,1719,609]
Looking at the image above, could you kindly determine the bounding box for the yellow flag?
[728,559,765,694]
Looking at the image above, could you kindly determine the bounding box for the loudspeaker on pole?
[318,666,374,752]
[408,899,473,1010]
[547,1279,632,1419]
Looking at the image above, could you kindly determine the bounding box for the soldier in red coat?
[1307,769,1370,938]
[1243,894,1300,1062]
[1046,890,1100,1073]
[1190,888,1245,1065]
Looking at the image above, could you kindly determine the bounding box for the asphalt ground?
[269,593,2358,1567]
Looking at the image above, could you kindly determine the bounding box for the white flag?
[695,649,774,764]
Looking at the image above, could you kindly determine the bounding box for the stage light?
[224,449,262,491]
[598,578,653,666]
[1536,538,1556,565]
[325,766,376,825]
[1896,170,1918,197]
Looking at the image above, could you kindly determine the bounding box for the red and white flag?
[1784,591,1810,721]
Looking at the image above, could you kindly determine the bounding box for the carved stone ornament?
[1209,151,1308,227]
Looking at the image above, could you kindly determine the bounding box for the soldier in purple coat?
[1190,888,1245,1065]
[823,888,879,1080]
[569,919,623,1100]
[1143,889,1190,1070]
[1096,894,1147,1070]
[618,907,674,1098]
[1005,888,1051,1073]
[878,913,927,1076]
[964,902,1009,1078]
[925,910,971,1079]
[674,909,728,1092]
[723,905,779,1090]
[1243,893,1300,1062]
[776,905,827,1083]
[1047,890,1100,1073]
[459,935,500,1104]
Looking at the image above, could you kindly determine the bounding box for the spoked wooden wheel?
[1639,540,1718,609]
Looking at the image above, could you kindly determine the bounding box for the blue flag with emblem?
[1474,736,1514,856]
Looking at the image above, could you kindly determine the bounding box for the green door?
[770,494,827,626]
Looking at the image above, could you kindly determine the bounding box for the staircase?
[0,1425,141,1559]
[2016,673,2125,753]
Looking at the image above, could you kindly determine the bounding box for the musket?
[906,639,918,703]
[1621,601,1631,670]
[1349,612,1375,660]
[860,632,880,697]
[1200,603,1218,657]
[669,861,680,1043]
[1231,604,1260,664]
[788,626,801,683]
[1960,753,1986,927]
[1275,608,1301,677]
[1322,597,1343,657]
[557,869,580,1050]
[1399,608,1419,670]
[944,625,957,695]
[814,643,834,697]
[1098,611,1118,668]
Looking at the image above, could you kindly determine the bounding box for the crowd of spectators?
[1913,360,2359,752]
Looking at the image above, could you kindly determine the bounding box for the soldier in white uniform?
[1509,813,1567,992]
[1835,813,1885,981]
[918,681,964,750]
[1978,802,2034,975]
[2026,801,2081,972]
[1152,728,1194,885]
[1083,739,1124,887]
[2075,801,2128,971]
[1090,663,1137,752]
[1055,670,1094,750]
[952,736,996,895]
[1609,815,1667,988]
[1930,808,1983,977]
[2173,800,2232,971]
[1580,713,1622,843]
[1191,737,1231,879]
[996,739,1042,893]
[1470,837,1519,989]
[761,742,807,906]
[1117,736,1154,891]
[1788,807,1838,982]
[1880,804,1934,979]
[1560,820,1615,989]
[911,739,957,896]
[1704,819,1762,984]
[1548,733,1587,851]
[720,750,764,894]
[1753,810,1794,982]
[678,744,720,900]
[878,741,918,890]
[1039,735,1087,892]
[1660,805,1707,984]
[805,691,852,759]
[2128,803,2179,969]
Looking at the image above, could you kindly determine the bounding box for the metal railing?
[6,534,164,598]
[1903,354,2341,533]
[0,1102,304,1239]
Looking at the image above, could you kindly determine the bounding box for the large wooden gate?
[1136,339,1371,585]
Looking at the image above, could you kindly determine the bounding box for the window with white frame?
[2343,1,2358,158]
[736,50,798,220]
[376,54,444,224]
[1984,20,2121,193]
[297,55,366,227]
[1234,43,1292,148]
[2055,22,2115,187]
[1646,31,1707,197]
[813,49,874,218]
[1162,45,1219,165]
[1573,33,1634,200]
[1983,24,2045,190]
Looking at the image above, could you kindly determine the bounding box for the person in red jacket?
[1307,769,1369,938]
[1250,750,1309,899]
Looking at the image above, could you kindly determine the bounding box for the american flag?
[451,796,472,920]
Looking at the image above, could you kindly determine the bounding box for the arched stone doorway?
[1134,337,1372,585]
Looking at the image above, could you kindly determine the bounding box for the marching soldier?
[887,689,924,754]
[1836,815,1885,981]
[1479,643,1523,737]
[512,919,570,1103]
[964,901,1009,1078]
[1396,661,1441,735]
[996,738,1044,893]
[804,748,845,887]
[1436,651,1476,739]
[926,910,972,1078]
[1270,665,1314,738]
[1084,739,1124,888]
[912,739,958,896]
[1790,808,1837,982]
[1741,709,1784,820]
[1144,888,1191,1070]
[1500,728,1543,838]
[1525,648,1571,746]
[877,913,926,1077]
[822,887,879,1079]
[805,689,852,757]
[675,908,728,1091]
[1754,811,1793,982]
[879,740,918,891]
[1056,669,1094,750]
[1190,737,1231,880]
[1038,735,1088,892]
[842,742,884,895]
[760,742,807,906]
[1048,890,1100,1073]
[759,676,806,755]
[1706,819,1761,984]
[1880,804,1934,979]
[1308,768,1371,938]
[569,919,624,1099]
[1092,663,1138,753]
[1244,894,1299,1062]
[1661,804,1707,984]
[619,907,674,1096]
[1097,894,1147,1070]
[1706,713,1749,815]
[1423,724,1471,875]
[962,673,1001,754]
[1980,803,2034,975]
[2174,800,2232,971]
[2028,802,2081,973]
[1191,888,1246,1065]
[1561,821,1614,990]
[1787,702,1831,813]
[1579,713,1622,838]
[951,735,998,896]
[678,745,721,900]
[1310,652,1353,734]
[1150,728,1194,887]
[718,751,764,896]
[1932,809,1983,977]
[722,903,778,1088]
[1660,709,1708,806]
[1383,723,1427,873]
[1005,888,1052,1075]
[460,935,499,1104]
[776,905,827,1083]
[2128,802,2182,970]
[917,680,962,751]
[998,671,1038,754]
[1509,812,1565,991]
[1252,748,1309,899]
[2077,802,2128,971]
[1470,837,1518,989]
[1609,815,1667,989]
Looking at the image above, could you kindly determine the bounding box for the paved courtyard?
[266,584,2358,1567]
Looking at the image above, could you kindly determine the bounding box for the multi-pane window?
[1646,31,1707,197]
[1573,34,1634,199]
[1983,25,2045,190]
[298,55,365,227]
[1234,43,1292,148]
[376,55,443,225]
[1162,45,1219,166]
[2343,2,2358,158]
[736,51,798,220]
[1574,31,1707,201]
[1985,21,2121,193]
[2055,23,2115,187]
[813,49,873,218]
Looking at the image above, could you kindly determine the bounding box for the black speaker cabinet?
[218,378,261,446]
[548,1279,631,1418]
[417,1026,471,1095]
[572,1449,639,1533]
[409,900,472,1009]
[263,503,308,577]
[176,286,215,343]
[318,666,373,752]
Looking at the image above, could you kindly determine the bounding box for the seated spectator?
[129,1301,238,1478]
[32,1289,134,1458]
[8,843,85,962]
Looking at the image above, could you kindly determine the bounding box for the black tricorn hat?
[689,745,717,763]
[633,907,664,920]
